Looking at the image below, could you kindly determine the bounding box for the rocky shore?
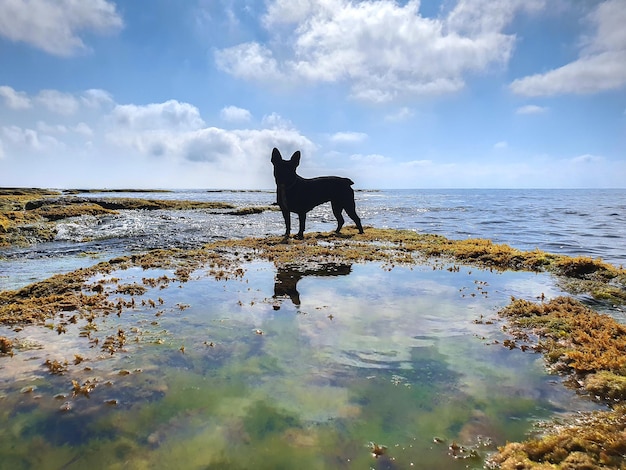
[0,188,277,247]
[1,190,625,468]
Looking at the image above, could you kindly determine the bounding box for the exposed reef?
[0,189,236,247]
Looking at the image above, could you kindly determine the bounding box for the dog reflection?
[273,263,352,306]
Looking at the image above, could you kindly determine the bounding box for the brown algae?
[487,406,626,469]
[499,296,626,402]
[487,296,626,469]
[0,335,13,355]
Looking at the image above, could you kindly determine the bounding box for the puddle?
[0,261,602,469]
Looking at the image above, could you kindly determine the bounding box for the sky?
[0,0,625,189]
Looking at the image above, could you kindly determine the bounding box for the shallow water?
[1,188,623,468]
[0,260,603,469]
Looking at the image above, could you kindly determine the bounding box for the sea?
[1,188,625,291]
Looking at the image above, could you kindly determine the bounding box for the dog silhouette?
[271,148,364,239]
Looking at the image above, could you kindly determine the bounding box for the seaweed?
[242,401,301,440]
[487,406,626,469]
[499,296,626,393]
[489,296,626,468]
[0,335,13,355]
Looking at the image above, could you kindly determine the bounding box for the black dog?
[271,148,364,239]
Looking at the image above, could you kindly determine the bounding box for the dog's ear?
[290,151,301,167]
[271,148,282,164]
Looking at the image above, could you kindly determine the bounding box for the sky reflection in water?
[0,261,603,469]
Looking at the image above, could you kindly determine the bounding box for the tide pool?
[0,257,603,469]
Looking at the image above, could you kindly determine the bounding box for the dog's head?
[271,148,300,185]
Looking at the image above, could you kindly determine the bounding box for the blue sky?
[0,0,624,189]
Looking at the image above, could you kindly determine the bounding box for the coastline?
[1,190,625,468]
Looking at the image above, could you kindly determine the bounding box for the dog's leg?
[277,185,291,237]
[345,200,364,234]
[296,212,306,239]
[331,201,345,233]
[282,208,291,237]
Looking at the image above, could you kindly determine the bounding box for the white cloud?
[262,0,315,25]
[445,0,545,36]
[35,120,93,137]
[216,0,544,103]
[330,132,368,144]
[511,0,626,96]
[74,122,94,136]
[37,121,68,134]
[2,126,41,149]
[571,153,604,164]
[493,141,508,149]
[261,112,293,129]
[0,85,32,109]
[0,0,123,56]
[511,51,626,96]
[1,125,60,151]
[349,153,390,164]
[0,86,113,115]
[81,89,114,108]
[103,99,314,186]
[582,0,626,55]
[107,124,315,187]
[385,107,415,122]
[36,90,80,115]
[0,86,313,188]
[112,100,205,131]
[515,104,547,114]
[182,128,313,166]
[220,105,252,122]
[214,42,282,81]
